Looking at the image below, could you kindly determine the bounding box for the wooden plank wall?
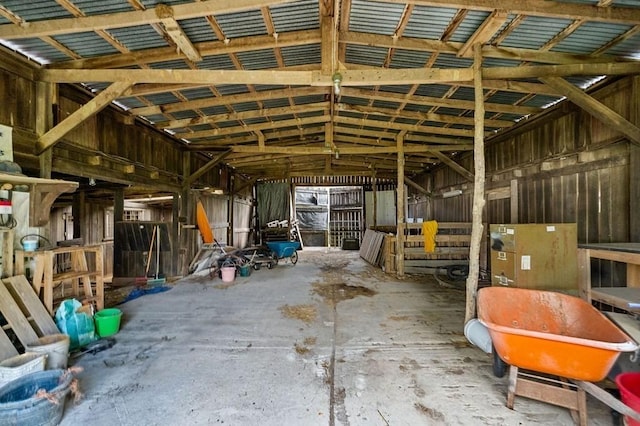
[414,76,639,289]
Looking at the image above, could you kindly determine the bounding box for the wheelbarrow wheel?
[290,250,298,265]
[492,344,508,378]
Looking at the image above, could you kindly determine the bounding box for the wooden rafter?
[429,151,474,181]
[155,4,202,62]
[37,81,133,154]
[541,77,640,146]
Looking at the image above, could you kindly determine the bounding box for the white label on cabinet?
[521,255,531,270]
[497,251,507,260]
[546,225,556,232]
[506,228,515,235]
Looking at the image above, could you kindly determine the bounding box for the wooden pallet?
[0,275,59,361]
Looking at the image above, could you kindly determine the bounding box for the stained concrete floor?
[60,249,615,425]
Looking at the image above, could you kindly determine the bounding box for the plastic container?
[21,237,38,251]
[616,372,640,426]
[94,308,123,338]
[239,264,251,277]
[24,334,70,370]
[221,266,236,283]
[0,353,47,387]
[0,369,73,426]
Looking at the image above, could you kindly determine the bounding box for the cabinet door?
[491,250,516,286]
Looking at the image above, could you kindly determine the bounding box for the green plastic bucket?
[94,308,122,338]
[239,264,251,277]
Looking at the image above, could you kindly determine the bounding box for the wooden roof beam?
[155,4,202,63]
[457,10,509,58]
[184,150,232,188]
[37,80,132,154]
[541,76,640,146]
[429,151,474,181]
[0,0,298,39]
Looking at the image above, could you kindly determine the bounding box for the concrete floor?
[60,249,615,425]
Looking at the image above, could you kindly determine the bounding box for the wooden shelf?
[578,243,640,312]
[0,172,78,226]
[22,244,104,315]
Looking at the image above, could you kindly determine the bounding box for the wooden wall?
[419,76,639,247]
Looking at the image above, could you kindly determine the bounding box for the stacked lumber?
[0,275,59,360]
[359,229,387,266]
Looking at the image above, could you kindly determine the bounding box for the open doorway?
[294,186,364,248]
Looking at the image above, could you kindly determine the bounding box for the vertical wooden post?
[180,151,192,276]
[396,131,406,278]
[372,173,377,229]
[72,191,84,240]
[510,179,518,224]
[113,188,124,278]
[631,76,640,241]
[171,192,179,276]
[228,174,235,246]
[465,44,487,324]
[36,81,56,179]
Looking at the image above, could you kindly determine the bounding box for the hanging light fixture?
[332,72,342,96]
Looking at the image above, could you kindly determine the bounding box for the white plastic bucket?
[25,334,70,370]
[464,319,492,354]
[221,266,236,283]
[22,237,38,251]
[0,353,47,387]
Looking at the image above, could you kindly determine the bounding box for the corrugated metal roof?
[551,21,633,54]
[403,5,459,39]
[349,0,406,35]
[501,16,574,50]
[0,0,637,180]
[270,0,319,32]
[215,10,267,39]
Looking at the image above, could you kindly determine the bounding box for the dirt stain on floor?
[312,282,377,305]
[279,304,317,324]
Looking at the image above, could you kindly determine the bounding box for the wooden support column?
[510,179,518,224]
[372,173,377,228]
[171,192,180,276]
[113,188,124,278]
[36,81,56,179]
[465,44,487,324]
[72,191,84,240]
[228,174,234,246]
[179,151,192,276]
[632,76,640,241]
[396,131,406,278]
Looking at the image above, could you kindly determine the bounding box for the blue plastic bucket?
[0,369,73,426]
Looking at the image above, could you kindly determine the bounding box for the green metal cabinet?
[489,224,578,291]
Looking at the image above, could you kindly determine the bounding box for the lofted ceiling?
[0,0,639,183]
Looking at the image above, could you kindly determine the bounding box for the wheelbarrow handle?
[574,380,640,422]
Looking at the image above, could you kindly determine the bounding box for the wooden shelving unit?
[16,245,104,315]
[578,243,640,313]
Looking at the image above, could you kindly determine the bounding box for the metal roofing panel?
[116,97,147,110]
[448,10,492,43]
[232,102,261,112]
[270,0,319,32]
[349,0,406,35]
[150,59,191,70]
[0,1,71,22]
[551,22,633,55]
[214,10,267,39]
[394,117,419,125]
[501,16,574,50]
[235,49,279,70]
[179,88,217,101]
[345,45,388,67]
[51,32,119,58]
[64,0,133,16]
[171,110,200,120]
[2,38,69,64]
[448,87,475,102]
[431,53,473,69]
[522,94,565,109]
[371,100,401,109]
[242,117,269,125]
[199,54,237,71]
[378,85,413,95]
[214,84,251,96]
[485,91,531,106]
[412,84,452,98]
[262,98,291,108]
[108,25,170,51]
[200,106,232,116]
[604,33,640,59]
[281,44,321,67]
[403,6,458,40]
[388,49,432,69]
[293,94,326,105]
[179,17,219,44]
[143,93,181,106]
